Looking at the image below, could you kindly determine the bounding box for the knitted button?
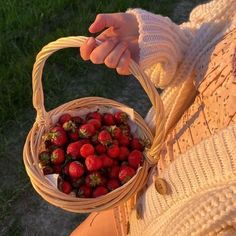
[154,178,168,195]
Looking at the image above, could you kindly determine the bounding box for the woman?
[72,0,236,235]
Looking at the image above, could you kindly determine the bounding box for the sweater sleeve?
[127,0,236,89]
[126,9,194,88]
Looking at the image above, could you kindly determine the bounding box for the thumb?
[89,14,118,33]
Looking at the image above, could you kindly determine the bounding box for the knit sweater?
[113,1,236,235]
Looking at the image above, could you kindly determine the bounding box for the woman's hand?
[80,13,139,75]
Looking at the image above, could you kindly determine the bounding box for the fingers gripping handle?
[32,36,165,163]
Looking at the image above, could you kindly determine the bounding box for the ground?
[0,0,207,235]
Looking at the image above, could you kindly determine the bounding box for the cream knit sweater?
[113,1,236,235]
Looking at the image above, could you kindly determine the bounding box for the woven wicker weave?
[23,36,165,213]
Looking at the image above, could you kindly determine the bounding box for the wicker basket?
[23,36,165,213]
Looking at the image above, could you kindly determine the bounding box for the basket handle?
[32,36,165,164]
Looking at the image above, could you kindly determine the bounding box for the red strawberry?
[109,126,122,139]
[68,128,79,141]
[118,146,130,161]
[87,119,101,130]
[85,171,103,187]
[59,113,72,125]
[77,184,92,198]
[92,186,108,197]
[114,111,128,124]
[118,134,130,146]
[98,130,112,145]
[128,150,143,169]
[95,144,106,154]
[80,143,95,158]
[107,144,120,158]
[85,155,103,171]
[68,161,84,179]
[130,138,144,151]
[59,180,72,194]
[100,154,114,167]
[47,126,68,146]
[103,113,115,126]
[39,151,50,166]
[107,179,121,191]
[119,166,135,184]
[51,148,65,165]
[62,120,77,132]
[86,111,102,121]
[109,166,120,178]
[42,165,53,175]
[53,165,62,174]
[67,141,83,158]
[71,116,84,126]
[79,124,95,138]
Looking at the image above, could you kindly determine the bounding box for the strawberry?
[114,111,128,124]
[109,166,120,178]
[80,143,95,158]
[107,179,121,191]
[71,116,84,126]
[92,186,108,197]
[119,166,135,184]
[42,165,53,175]
[85,155,103,171]
[118,134,130,146]
[100,154,114,167]
[59,180,72,194]
[77,184,92,198]
[53,165,62,174]
[98,130,112,145]
[128,150,143,169]
[62,120,77,132]
[68,161,84,179]
[87,119,101,130]
[85,171,103,187]
[130,138,144,151]
[118,146,130,161]
[107,144,120,158]
[95,144,106,154]
[86,111,102,121]
[68,128,79,141]
[103,113,115,126]
[109,126,122,139]
[79,124,95,138]
[39,151,50,166]
[47,126,68,146]
[51,148,65,165]
[67,141,83,158]
[59,113,72,125]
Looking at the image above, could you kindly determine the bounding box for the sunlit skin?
[80,13,139,75]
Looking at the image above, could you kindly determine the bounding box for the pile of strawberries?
[39,110,145,198]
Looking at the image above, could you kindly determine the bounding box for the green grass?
[0,0,200,235]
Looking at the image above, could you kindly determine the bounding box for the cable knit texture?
[113,1,236,235]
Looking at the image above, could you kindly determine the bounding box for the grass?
[0,0,205,235]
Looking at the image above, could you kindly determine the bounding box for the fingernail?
[87,37,94,46]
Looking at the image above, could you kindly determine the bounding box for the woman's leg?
[70,209,118,236]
